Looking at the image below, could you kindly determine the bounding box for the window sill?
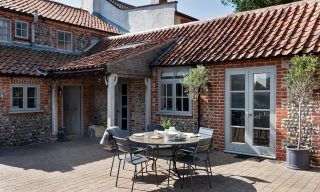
[157,112,193,117]
[9,109,44,114]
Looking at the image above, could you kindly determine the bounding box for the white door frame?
[224,66,276,159]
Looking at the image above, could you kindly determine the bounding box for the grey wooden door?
[115,83,129,134]
[63,86,81,135]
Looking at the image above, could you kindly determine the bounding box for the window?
[159,69,191,115]
[57,31,72,51]
[10,85,40,112]
[91,36,100,45]
[15,21,28,39]
[0,18,11,42]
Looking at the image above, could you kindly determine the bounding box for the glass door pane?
[252,73,271,147]
[230,74,246,144]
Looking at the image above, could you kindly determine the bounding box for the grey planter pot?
[286,147,310,170]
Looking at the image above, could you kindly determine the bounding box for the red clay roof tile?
[0,0,122,34]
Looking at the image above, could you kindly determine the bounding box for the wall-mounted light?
[58,87,63,97]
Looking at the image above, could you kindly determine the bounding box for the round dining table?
[129,131,202,181]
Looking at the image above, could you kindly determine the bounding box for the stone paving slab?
[0,138,319,192]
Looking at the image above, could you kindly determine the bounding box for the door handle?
[248,113,253,117]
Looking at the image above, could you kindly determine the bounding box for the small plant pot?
[286,146,310,170]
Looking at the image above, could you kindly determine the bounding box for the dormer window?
[0,18,11,42]
[57,31,72,51]
[15,21,28,39]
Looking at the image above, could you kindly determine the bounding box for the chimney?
[151,0,168,4]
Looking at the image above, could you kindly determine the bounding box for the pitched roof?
[106,0,136,10]
[0,45,80,76]
[0,0,122,34]
[90,0,320,66]
[54,38,176,72]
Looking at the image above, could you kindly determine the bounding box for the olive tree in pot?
[285,55,318,170]
[182,65,209,132]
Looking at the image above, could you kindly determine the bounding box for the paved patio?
[0,138,319,192]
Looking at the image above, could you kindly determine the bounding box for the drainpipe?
[144,78,152,131]
[51,80,58,136]
[31,10,38,47]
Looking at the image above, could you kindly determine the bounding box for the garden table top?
[129,131,200,145]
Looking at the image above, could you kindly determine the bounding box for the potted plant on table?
[285,54,318,170]
[161,119,171,132]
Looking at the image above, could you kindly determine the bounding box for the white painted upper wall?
[81,0,178,33]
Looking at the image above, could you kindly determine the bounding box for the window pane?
[176,98,182,111]
[65,42,72,51]
[231,75,245,91]
[161,84,166,96]
[121,108,127,118]
[161,71,174,79]
[122,119,127,130]
[183,98,189,111]
[231,110,245,126]
[232,128,245,143]
[231,92,245,108]
[254,92,270,109]
[27,87,36,97]
[16,28,22,36]
[167,98,173,110]
[167,84,172,96]
[65,33,71,42]
[176,83,182,97]
[175,69,189,78]
[22,22,27,29]
[160,98,166,110]
[21,29,27,37]
[122,96,127,106]
[253,111,270,128]
[0,19,10,42]
[13,98,23,108]
[58,32,64,41]
[121,84,127,95]
[253,129,270,147]
[254,73,270,90]
[27,98,36,108]
[16,22,21,29]
[57,41,64,50]
[13,87,23,97]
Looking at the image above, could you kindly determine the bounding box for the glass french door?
[225,67,276,158]
[115,83,129,133]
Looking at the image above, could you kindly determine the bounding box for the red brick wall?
[151,57,320,162]
[0,10,111,50]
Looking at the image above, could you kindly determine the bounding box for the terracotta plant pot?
[286,146,310,170]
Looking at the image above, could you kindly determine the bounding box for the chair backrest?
[113,136,131,153]
[107,126,128,138]
[199,127,213,139]
[195,138,212,154]
[147,124,164,132]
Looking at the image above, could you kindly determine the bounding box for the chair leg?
[208,158,213,176]
[131,165,137,192]
[110,152,116,176]
[115,160,122,187]
[181,163,186,189]
[189,164,194,192]
[123,153,127,170]
[167,160,171,187]
[154,159,158,186]
[141,163,144,181]
[205,160,212,188]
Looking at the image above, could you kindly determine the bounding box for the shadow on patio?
[0,137,112,172]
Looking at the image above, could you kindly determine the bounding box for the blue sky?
[53,0,235,20]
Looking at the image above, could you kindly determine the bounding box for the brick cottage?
[0,0,319,164]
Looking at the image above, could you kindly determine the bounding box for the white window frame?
[15,20,29,39]
[0,17,12,43]
[158,68,192,116]
[10,84,40,112]
[57,30,72,51]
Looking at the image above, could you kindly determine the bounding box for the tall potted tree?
[182,65,209,132]
[285,55,318,170]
